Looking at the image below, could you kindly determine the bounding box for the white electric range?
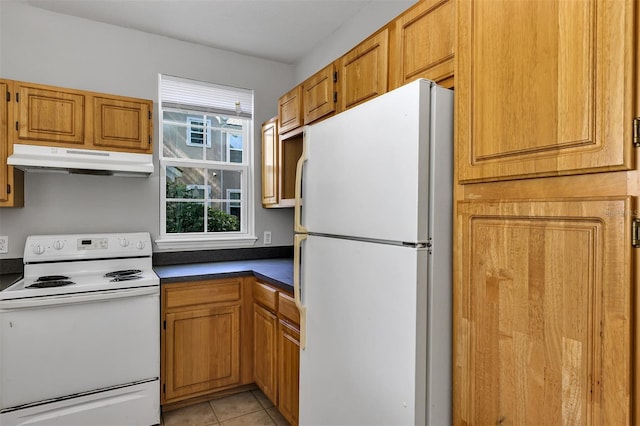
[0,232,160,426]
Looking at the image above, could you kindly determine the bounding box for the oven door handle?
[0,287,158,310]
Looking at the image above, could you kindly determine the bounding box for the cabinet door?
[261,118,279,207]
[93,96,152,153]
[1,80,24,208]
[457,0,636,182]
[338,28,389,112]
[15,82,85,145]
[164,305,240,402]
[0,81,8,202]
[278,320,300,426]
[302,63,336,125]
[278,86,303,135]
[390,0,455,89]
[455,197,634,425]
[278,133,303,207]
[254,304,278,404]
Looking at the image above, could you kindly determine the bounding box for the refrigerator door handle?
[294,131,308,233]
[294,233,308,349]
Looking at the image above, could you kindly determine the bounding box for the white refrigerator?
[293,78,453,425]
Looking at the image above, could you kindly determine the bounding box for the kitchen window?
[156,74,256,249]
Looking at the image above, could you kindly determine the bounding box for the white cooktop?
[1,233,159,302]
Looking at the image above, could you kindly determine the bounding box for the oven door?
[0,287,159,411]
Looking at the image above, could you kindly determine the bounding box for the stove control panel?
[24,232,153,263]
[78,238,108,250]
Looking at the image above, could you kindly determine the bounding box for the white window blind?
[160,74,253,118]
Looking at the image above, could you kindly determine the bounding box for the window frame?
[156,75,256,250]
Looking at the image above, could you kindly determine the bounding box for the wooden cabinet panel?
[93,96,152,153]
[253,303,278,404]
[302,63,336,125]
[455,198,634,425]
[456,0,636,182]
[0,81,8,202]
[390,0,455,89]
[278,86,303,134]
[278,292,300,325]
[15,82,85,145]
[164,279,241,309]
[261,118,279,207]
[164,305,241,401]
[254,280,278,311]
[278,320,300,426]
[0,80,24,208]
[338,28,389,111]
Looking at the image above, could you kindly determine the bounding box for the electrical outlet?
[263,231,272,245]
[0,236,8,254]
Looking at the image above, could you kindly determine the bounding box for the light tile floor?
[161,389,290,426]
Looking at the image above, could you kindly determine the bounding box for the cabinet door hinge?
[5,91,9,102]
[633,218,640,248]
[15,93,19,103]
[7,184,10,195]
[149,135,152,145]
[163,383,166,393]
[163,320,166,330]
[333,71,338,83]
[333,92,337,103]
[633,117,640,147]
[148,111,152,120]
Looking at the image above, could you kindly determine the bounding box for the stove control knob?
[53,240,65,250]
[33,244,45,255]
[120,238,130,247]
[136,240,146,250]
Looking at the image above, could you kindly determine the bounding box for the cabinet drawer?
[278,292,299,326]
[254,281,278,312]
[164,279,241,309]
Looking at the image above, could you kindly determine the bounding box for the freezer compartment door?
[298,235,444,425]
[298,79,451,243]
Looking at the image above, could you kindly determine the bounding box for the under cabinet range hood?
[7,144,154,177]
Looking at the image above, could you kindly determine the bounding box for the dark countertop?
[153,258,294,293]
[0,273,22,291]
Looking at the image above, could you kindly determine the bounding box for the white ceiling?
[16,0,407,64]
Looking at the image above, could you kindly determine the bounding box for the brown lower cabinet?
[161,276,300,425]
[253,281,300,426]
[161,277,254,406]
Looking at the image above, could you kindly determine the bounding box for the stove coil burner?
[27,276,75,289]
[104,269,143,282]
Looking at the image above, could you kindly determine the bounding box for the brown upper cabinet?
[10,80,153,154]
[92,96,152,152]
[456,0,636,182]
[337,28,389,112]
[278,86,303,135]
[389,0,455,89]
[0,80,24,208]
[261,116,302,209]
[302,63,337,125]
[261,117,279,207]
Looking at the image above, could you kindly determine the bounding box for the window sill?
[155,235,258,251]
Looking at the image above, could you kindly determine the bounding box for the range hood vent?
[7,144,154,177]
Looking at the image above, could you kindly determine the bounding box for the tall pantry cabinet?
[454,1,638,425]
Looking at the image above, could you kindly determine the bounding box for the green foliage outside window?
[166,180,240,233]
